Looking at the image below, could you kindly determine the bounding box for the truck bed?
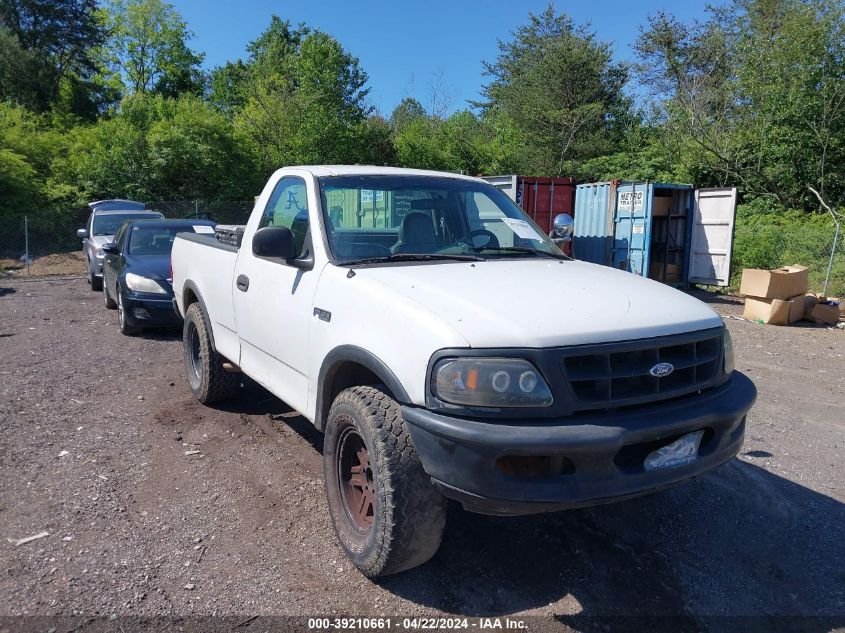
[176,230,240,253]
[171,231,241,364]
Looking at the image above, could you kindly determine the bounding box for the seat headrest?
[399,213,437,244]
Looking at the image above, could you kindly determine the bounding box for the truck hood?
[354,259,723,348]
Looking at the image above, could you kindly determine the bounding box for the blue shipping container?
[573,181,738,286]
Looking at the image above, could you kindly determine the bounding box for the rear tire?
[324,385,447,577]
[183,302,240,404]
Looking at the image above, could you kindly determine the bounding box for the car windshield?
[93,213,162,236]
[128,225,206,255]
[317,175,564,264]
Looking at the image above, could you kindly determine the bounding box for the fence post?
[823,220,840,297]
[24,215,30,276]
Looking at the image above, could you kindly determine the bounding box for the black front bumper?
[402,371,756,515]
[122,293,181,328]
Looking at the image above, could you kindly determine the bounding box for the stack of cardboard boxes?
[740,265,842,326]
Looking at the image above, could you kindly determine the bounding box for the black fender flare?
[316,345,410,431]
[181,280,216,351]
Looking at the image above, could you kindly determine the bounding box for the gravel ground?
[0,278,843,631]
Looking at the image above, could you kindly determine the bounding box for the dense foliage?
[0,0,843,292]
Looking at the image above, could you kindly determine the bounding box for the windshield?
[317,176,563,264]
[127,225,206,255]
[93,213,162,236]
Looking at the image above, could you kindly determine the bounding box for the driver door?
[232,175,319,414]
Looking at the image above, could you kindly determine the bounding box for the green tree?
[53,93,260,203]
[234,26,371,169]
[389,97,426,132]
[208,16,308,116]
[393,110,491,174]
[0,102,68,213]
[355,115,396,166]
[146,95,261,198]
[105,0,204,96]
[636,0,845,209]
[0,0,109,115]
[478,4,629,176]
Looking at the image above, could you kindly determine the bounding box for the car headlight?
[125,272,167,294]
[432,358,553,408]
[723,327,735,374]
[95,247,104,257]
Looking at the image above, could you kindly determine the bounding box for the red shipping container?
[482,175,576,255]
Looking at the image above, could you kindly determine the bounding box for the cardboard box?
[801,294,819,319]
[808,302,840,325]
[743,296,806,325]
[739,265,808,300]
[652,197,672,217]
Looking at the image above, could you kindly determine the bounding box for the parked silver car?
[76,200,163,290]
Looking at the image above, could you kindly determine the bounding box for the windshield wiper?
[474,246,570,260]
[343,253,483,266]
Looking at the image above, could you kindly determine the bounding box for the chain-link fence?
[0,201,254,278]
[2,199,843,296]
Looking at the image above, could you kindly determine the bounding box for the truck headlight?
[125,272,167,294]
[432,358,553,408]
[723,328,735,374]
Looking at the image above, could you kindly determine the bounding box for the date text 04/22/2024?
[307,617,528,630]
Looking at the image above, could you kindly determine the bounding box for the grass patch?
[728,202,844,298]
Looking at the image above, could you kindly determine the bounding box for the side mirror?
[551,213,574,240]
[102,242,119,255]
[77,228,88,239]
[253,226,297,260]
[252,226,314,270]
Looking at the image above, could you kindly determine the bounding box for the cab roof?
[284,165,484,182]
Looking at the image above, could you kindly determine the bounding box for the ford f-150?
[170,165,756,577]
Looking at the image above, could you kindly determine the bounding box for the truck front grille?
[561,331,722,410]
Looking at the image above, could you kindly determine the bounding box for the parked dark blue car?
[102,219,216,335]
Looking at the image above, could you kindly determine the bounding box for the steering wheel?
[457,229,499,250]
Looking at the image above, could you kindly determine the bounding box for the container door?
[573,182,612,265]
[688,187,737,286]
[612,182,652,276]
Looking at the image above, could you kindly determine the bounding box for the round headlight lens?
[491,370,511,393]
[432,358,553,408]
[518,371,538,392]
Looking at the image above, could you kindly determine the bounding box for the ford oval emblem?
[649,362,675,377]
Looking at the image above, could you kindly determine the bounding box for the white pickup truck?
[171,165,756,577]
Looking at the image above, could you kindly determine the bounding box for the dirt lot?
[0,278,843,631]
[0,252,85,278]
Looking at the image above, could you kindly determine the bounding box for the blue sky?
[170,0,711,115]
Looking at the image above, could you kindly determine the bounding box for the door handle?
[236,274,249,292]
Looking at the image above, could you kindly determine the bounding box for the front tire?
[117,292,139,336]
[88,258,102,291]
[183,302,240,404]
[324,385,447,577]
